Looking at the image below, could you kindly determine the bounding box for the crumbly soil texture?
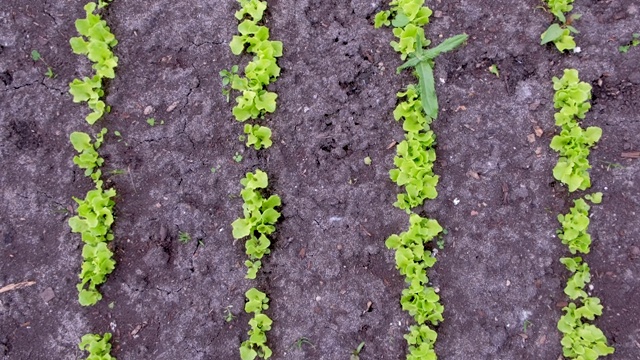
[1,0,639,359]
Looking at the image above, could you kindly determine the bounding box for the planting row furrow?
[67,1,118,358]
[549,70,614,359]
[221,0,283,150]
[375,0,466,358]
[225,1,283,359]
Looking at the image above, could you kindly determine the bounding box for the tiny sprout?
[178,231,191,244]
[488,64,499,77]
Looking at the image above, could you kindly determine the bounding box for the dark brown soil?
[1,0,639,359]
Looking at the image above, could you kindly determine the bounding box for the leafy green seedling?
[489,64,499,77]
[220,65,239,102]
[225,305,235,323]
[31,50,41,61]
[240,288,273,360]
[69,186,117,306]
[549,69,600,192]
[350,342,365,360]
[69,2,118,124]
[232,169,281,278]
[178,231,191,244]
[436,239,445,250]
[364,156,372,165]
[146,118,156,126]
[290,337,314,351]
[555,195,614,358]
[405,324,438,359]
[540,13,581,52]
[79,333,115,360]
[523,320,532,333]
[618,33,640,53]
[233,152,244,162]
[387,214,444,325]
[108,301,115,309]
[244,124,272,149]
[31,50,56,78]
[70,129,108,184]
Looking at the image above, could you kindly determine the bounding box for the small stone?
[534,126,543,137]
[471,210,479,216]
[528,101,540,111]
[434,10,443,17]
[144,106,153,115]
[630,246,640,256]
[40,287,55,302]
[506,280,511,286]
[166,101,180,112]
[315,296,321,302]
[527,134,536,143]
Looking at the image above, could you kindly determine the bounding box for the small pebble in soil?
[316,296,321,302]
[453,198,460,205]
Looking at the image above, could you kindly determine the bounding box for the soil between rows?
[1,0,639,359]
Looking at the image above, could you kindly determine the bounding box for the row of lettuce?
[63,0,616,359]
[375,0,467,358]
[226,1,282,359]
[68,1,118,358]
[549,70,614,359]
[371,0,617,358]
[542,0,615,357]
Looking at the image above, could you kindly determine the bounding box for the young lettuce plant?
[240,288,273,360]
[68,128,117,306]
[376,2,454,358]
[549,69,601,192]
[223,0,282,149]
[70,129,108,185]
[69,2,118,124]
[231,170,281,279]
[68,185,117,306]
[556,194,614,359]
[375,0,466,213]
[386,214,444,359]
[540,0,580,52]
[79,332,115,360]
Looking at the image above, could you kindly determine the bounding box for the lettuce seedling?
[232,170,281,277]
[70,129,108,184]
[69,2,118,124]
[556,195,614,359]
[245,287,269,313]
[540,1,580,52]
[405,324,437,360]
[69,185,116,306]
[241,288,273,360]
[79,332,115,360]
[226,0,283,146]
[244,124,272,150]
[618,33,640,53]
[386,214,444,356]
[549,70,600,192]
